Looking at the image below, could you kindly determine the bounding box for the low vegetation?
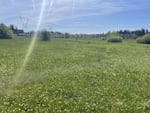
[136,34,150,44]
[0,23,13,39]
[107,37,123,43]
[0,38,149,112]
[107,33,123,43]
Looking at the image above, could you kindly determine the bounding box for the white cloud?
[0,0,149,31]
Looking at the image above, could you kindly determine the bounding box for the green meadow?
[0,38,150,113]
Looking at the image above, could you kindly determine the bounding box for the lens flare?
[12,0,47,87]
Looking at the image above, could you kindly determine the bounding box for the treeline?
[116,29,149,39]
[45,29,149,39]
[41,31,105,39]
[0,23,149,40]
[10,24,24,34]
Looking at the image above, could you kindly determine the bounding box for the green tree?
[0,23,13,39]
[64,33,70,38]
[40,30,50,41]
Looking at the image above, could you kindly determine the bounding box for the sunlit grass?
[0,38,149,112]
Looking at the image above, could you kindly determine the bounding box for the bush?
[106,33,123,43]
[136,34,150,44]
[107,37,123,43]
[40,30,50,41]
[0,23,13,39]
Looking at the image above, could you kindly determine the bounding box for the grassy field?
[0,37,150,113]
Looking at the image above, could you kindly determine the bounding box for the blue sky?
[0,0,150,33]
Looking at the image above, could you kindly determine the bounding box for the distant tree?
[95,34,100,38]
[145,29,149,34]
[117,29,147,39]
[141,28,146,36]
[64,33,70,38]
[0,23,13,39]
[40,30,50,41]
[75,34,79,41]
[10,24,15,32]
[123,30,130,34]
[135,29,145,37]
[14,26,18,34]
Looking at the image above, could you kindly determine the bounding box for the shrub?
[0,23,13,39]
[107,37,123,43]
[40,30,50,41]
[106,33,123,43]
[136,34,150,44]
